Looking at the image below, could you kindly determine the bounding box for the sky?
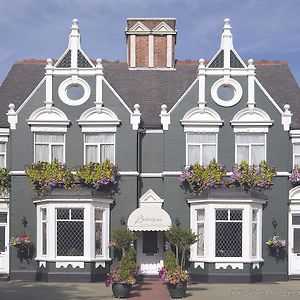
[1,0,300,86]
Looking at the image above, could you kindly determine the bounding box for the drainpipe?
[137,128,145,208]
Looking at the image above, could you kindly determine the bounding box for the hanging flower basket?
[179,160,226,195]
[266,235,287,258]
[228,161,276,191]
[10,232,34,262]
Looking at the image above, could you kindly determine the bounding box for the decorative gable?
[139,189,164,208]
[153,21,174,33]
[128,21,150,32]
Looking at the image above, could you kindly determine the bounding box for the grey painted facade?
[0,18,300,283]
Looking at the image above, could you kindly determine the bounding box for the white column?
[148,34,154,67]
[130,35,136,68]
[95,58,103,111]
[247,59,256,111]
[167,35,172,68]
[198,59,206,112]
[69,19,80,68]
[221,18,233,69]
[45,58,53,110]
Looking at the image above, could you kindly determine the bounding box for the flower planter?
[167,281,187,299]
[112,283,131,298]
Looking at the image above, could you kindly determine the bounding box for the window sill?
[189,258,264,263]
[35,256,111,262]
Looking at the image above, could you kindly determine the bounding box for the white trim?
[127,21,150,32]
[215,263,243,270]
[148,35,154,68]
[56,262,84,269]
[162,171,181,176]
[145,129,163,134]
[119,171,139,176]
[211,78,243,107]
[140,173,163,178]
[153,21,174,33]
[130,35,136,68]
[0,141,7,168]
[167,35,172,68]
[58,77,91,106]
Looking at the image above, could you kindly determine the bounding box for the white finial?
[8,103,15,111]
[160,104,170,130]
[161,104,167,113]
[96,58,102,65]
[46,58,53,66]
[199,58,205,66]
[248,59,254,66]
[134,104,140,113]
[224,18,231,28]
[72,19,78,26]
[284,104,291,112]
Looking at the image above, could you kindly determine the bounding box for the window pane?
[230,210,242,221]
[51,145,64,162]
[57,208,69,220]
[216,210,228,220]
[252,223,257,257]
[197,209,205,222]
[237,145,249,163]
[216,222,242,257]
[57,221,84,256]
[42,222,47,255]
[0,213,7,223]
[251,145,265,165]
[295,156,300,167]
[0,143,5,152]
[86,145,98,163]
[0,226,5,252]
[187,133,216,143]
[236,133,265,144]
[95,209,103,221]
[100,145,114,162]
[294,144,300,154]
[35,144,49,162]
[36,133,64,143]
[143,231,157,253]
[188,145,200,165]
[292,215,300,225]
[85,133,114,143]
[41,209,47,221]
[0,155,4,168]
[202,145,216,165]
[71,208,84,220]
[293,228,300,253]
[95,223,103,256]
[197,223,204,256]
[252,210,258,222]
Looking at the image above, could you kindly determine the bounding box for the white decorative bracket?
[160,104,170,131]
[95,58,104,112]
[95,261,106,268]
[198,58,206,113]
[7,103,17,130]
[45,58,54,111]
[194,262,204,269]
[130,104,141,130]
[282,104,292,131]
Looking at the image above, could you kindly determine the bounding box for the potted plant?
[105,227,138,298]
[159,227,198,299]
[228,160,276,191]
[179,159,226,195]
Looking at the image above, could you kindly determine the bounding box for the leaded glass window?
[41,208,47,255]
[35,133,65,163]
[252,210,258,257]
[84,133,115,163]
[215,209,243,257]
[187,133,217,165]
[56,208,84,256]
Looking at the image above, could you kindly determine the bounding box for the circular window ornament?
[58,77,90,106]
[211,78,242,107]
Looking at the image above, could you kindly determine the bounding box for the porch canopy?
[127,206,172,231]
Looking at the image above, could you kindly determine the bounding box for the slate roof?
[0,60,300,129]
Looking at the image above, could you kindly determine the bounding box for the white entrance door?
[137,231,164,275]
[289,213,300,275]
[0,211,9,274]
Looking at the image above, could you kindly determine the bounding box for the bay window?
[293,143,300,167]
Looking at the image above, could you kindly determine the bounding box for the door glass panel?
[0,213,7,223]
[0,226,5,252]
[292,215,300,225]
[294,228,300,253]
[143,232,157,254]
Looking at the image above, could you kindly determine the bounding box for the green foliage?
[0,168,10,193]
[164,250,177,272]
[111,227,137,255]
[179,159,226,194]
[25,160,74,196]
[166,226,198,271]
[229,160,276,191]
[119,250,139,280]
[76,160,119,191]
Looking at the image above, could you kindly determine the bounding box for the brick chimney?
[125,18,177,69]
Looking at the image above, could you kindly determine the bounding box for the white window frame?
[84,133,116,164]
[252,208,259,258]
[189,200,264,266]
[186,132,218,166]
[235,133,266,165]
[35,199,112,267]
[293,143,300,167]
[95,208,104,257]
[0,142,7,168]
[41,207,47,256]
[34,133,66,163]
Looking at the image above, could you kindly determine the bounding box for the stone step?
[0,274,9,281]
